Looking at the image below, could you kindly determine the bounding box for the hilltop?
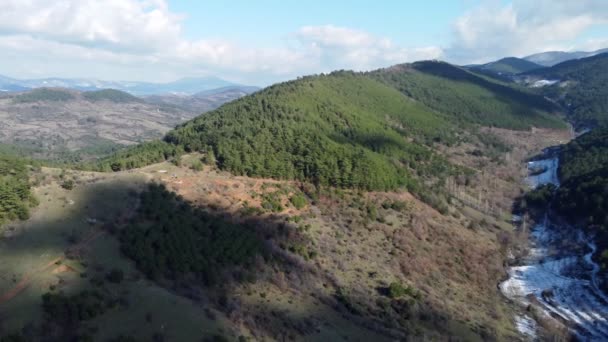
[466,57,544,78]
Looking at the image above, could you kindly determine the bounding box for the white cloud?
[295,25,443,71]
[448,0,608,63]
[0,1,442,85]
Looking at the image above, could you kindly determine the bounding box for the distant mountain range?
[0,85,259,160]
[523,48,608,67]
[0,74,257,96]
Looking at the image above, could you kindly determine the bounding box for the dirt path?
[0,229,105,306]
[0,257,62,305]
[0,228,106,306]
[0,192,141,306]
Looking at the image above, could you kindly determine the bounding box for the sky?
[0,0,606,86]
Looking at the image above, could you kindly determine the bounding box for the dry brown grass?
[133,129,568,340]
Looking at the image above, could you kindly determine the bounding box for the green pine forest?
[90,63,565,199]
[525,53,608,128]
[554,127,608,267]
[0,153,37,224]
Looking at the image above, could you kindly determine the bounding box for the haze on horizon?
[0,0,607,86]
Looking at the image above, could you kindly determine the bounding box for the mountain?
[466,57,543,77]
[0,75,254,96]
[524,47,608,66]
[368,61,563,130]
[521,52,608,128]
[143,85,259,113]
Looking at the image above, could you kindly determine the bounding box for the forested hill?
[368,61,564,130]
[523,53,608,128]
[106,72,459,192]
[554,127,608,267]
[93,62,565,194]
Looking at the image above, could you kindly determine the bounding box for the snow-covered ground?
[501,157,608,341]
[527,158,560,188]
[530,79,559,88]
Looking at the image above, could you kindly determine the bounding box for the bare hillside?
[0,87,252,160]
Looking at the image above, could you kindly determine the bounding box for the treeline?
[0,153,36,224]
[120,183,262,285]
[554,127,608,267]
[85,141,182,172]
[368,61,565,130]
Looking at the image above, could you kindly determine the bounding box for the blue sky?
[169,1,470,47]
[0,0,606,85]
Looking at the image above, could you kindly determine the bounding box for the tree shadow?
[0,172,488,341]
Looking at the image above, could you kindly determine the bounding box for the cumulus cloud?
[0,0,442,84]
[447,0,608,63]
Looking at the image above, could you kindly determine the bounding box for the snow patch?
[501,157,608,341]
[530,79,559,88]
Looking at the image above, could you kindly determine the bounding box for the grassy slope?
[369,61,565,130]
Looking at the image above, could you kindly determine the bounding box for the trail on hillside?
[0,184,142,306]
[0,227,105,306]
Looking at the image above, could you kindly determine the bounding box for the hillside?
[0,87,250,162]
[554,128,608,269]
[103,72,460,195]
[0,128,557,340]
[468,57,543,76]
[368,61,564,130]
[521,53,608,128]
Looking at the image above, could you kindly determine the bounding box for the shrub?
[61,179,75,190]
[290,194,308,209]
[387,282,419,299]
